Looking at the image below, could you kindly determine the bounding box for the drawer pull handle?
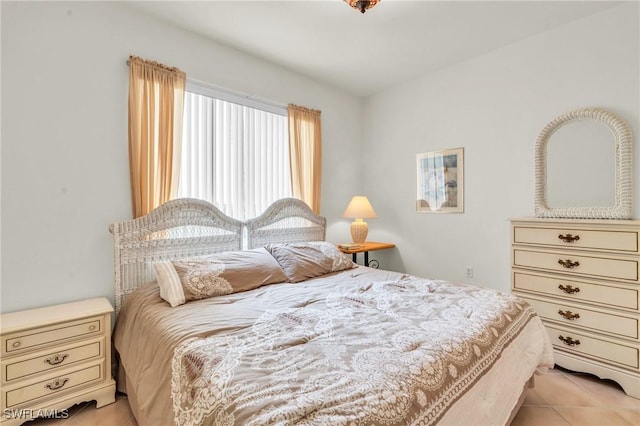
[558,335,581,346]
[558,259,580,269]
[88,325,97,331]
[45,353,69,366]
[45,377,69,391]
[11,341,21,348]
[558,284,580,294]
[558,310,580,320]
[558,233,580,243]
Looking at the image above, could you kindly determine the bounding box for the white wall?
[3,2,638,312]
[362,3,639,291]
[1,1,362,312]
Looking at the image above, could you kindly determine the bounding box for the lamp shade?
[343,196,377,219]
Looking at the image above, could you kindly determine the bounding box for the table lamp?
[343,196,377,244]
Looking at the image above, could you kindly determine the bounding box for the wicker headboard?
[109,197,326,313]
[245,198,326,249]
[109,198,243,313]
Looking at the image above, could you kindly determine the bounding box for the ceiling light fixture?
[344,0,379,14]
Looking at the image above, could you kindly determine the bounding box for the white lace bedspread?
[167,274,550,425]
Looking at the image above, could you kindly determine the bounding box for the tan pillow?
[153,248,288,307]
[265,241,355,283]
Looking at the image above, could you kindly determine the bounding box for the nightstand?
[338,242,396,268]
[1,298,116,424]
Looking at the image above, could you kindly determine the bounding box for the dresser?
[1,298,116,424]
[511,218,640,398]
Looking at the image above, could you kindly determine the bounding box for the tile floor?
[27,367,640,425]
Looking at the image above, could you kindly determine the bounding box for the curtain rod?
[187,78,288,112]
[126,56,182,72]
[126,59,288,111]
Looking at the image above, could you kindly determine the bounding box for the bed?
[110,198,553,426]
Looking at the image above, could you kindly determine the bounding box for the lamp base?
[350,220,368,244]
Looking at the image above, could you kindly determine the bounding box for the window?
[177,81,291,220]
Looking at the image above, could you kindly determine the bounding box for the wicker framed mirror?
[534,108,633,219]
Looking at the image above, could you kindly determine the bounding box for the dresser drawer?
[513,226,638,253]
[513,272,639,310]
[513,249,638,282]
[2,339,102,383]
[3,317,102,356]
[4,363,103,408]
[524,297,638,339]
[545,324,639,370]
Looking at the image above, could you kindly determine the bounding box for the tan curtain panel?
[288,104,322,213]
[128,55,186,218]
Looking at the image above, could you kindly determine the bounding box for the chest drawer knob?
[558,309,580,320]
[11,341,21,348]
[45,377,69,391]
[558,233,580,243]
[558,259,580,269]
[558,284,580,294]
[45,353,69,366]
[558,335,581,346]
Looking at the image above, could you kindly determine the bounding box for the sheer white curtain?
[177,91,291,220]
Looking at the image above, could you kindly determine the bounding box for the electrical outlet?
[465,266,473,278]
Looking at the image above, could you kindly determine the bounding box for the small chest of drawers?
[1,298,116,424]
[511,218,640,399]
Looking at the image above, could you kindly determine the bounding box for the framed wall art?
[416,148,464,213]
